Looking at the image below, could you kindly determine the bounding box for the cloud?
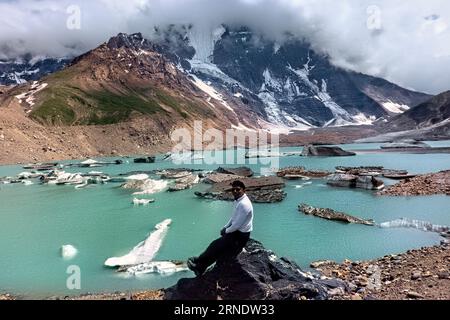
[0,0,449,94]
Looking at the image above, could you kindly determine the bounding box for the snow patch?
[262,69,283,93]
[189,25,226,63]
[382,101,410,114]
[273,43,281,54]
[190,74,234,111]
[15,82,48,107]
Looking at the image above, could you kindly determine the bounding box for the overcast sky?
[0,0,449,94]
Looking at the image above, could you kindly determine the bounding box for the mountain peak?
[106,32,156,52]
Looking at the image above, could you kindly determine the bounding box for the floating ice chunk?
[132,179,168,195]
[81,159,99,165]
[132,198,155,206]
[126,261,188,275]
[379,218,449,233]
[104,219,172,267]
[22,180,33,186]
[61,245,78,260]
[126,174,149,181]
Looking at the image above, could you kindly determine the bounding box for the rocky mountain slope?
[2,26,431,133]
[0,32,263,164]
[383,90,450,132]
[0,56,69,85]
[151,25,431,130]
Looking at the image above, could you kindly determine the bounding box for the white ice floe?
[22,180,33,186]
[294,182,313,189]
[126,261,188,275]
[81,159,97,165]
[166,152,204,162]
[61,245,78,260]
[132,198,155,206]
[104,219,172,267]
[47,171,85,186]
[18,172,33,179]
[132,179,168,195]
[379,218,449,233]
[125,174,149,181]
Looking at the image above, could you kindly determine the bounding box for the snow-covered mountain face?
[0,57,70,85]
[152,25,431,130]
[1,26,431,131]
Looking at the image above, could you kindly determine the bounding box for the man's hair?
[231,180,246,190]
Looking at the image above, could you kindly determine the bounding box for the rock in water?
[61,245,78,260]
[164,239,347,300]
[216,167,254,177]
[301,145,356,157]
[327,174,384,190]
[134,157,156,164]
[299,204,375,226]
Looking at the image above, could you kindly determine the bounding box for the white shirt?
[224,194,253,233]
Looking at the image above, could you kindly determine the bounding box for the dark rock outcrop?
[380,140,431,149]
[299,204,375,226]
[134,156,156,163]
[335,166,413,179]
[378,170,450,196]
[277,167,331,179]
[164,239,347,300]
[204,173,239,184]
[301,145,356,157]
[216,167,254,177]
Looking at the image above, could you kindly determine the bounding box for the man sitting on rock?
[188,180,254,277]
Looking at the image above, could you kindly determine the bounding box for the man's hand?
[220,228,226,236]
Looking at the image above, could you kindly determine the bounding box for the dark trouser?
[196,231,250,271]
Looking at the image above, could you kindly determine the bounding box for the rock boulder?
[301,145,356,157]
[164,239,347,300]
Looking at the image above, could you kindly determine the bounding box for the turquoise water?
[0,141,449,298]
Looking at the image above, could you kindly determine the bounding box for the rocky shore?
[379,170,450,196]
[2,242,449,300]
[316,244,450,300]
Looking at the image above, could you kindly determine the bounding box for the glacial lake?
[0,141,449,298]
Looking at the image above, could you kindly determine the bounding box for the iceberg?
[104,219,172,267]
[379,218,449,233]
[132,198,155,206]
[126,261,188,275]
[125,174,149,181]
[132,179,168,195]
[61,245,78,260]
